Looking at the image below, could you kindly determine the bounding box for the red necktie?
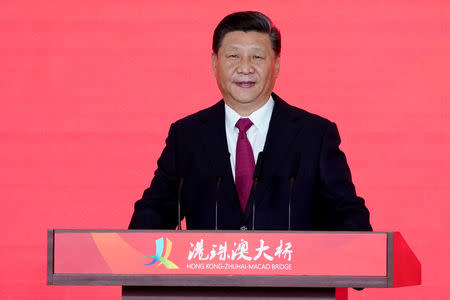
[235,118,255,212]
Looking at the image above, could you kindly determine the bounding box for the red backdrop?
[1,1,449,299]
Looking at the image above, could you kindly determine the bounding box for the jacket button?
[240,226,247,231]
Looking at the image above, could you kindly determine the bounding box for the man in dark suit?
[129,11,371,231]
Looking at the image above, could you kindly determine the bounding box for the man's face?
[212,31,280,114]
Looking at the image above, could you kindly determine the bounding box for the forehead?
[219,31,272,52]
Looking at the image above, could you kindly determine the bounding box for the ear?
[212,53,218,77]
[275,56,280,78]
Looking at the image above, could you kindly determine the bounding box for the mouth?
[234,81,256,88]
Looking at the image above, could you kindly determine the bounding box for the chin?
[233,91,259,102]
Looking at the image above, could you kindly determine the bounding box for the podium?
[47,230,421,300]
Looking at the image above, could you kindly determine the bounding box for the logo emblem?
[143,237,179,269]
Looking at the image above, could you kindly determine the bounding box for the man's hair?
[212,11,281,57]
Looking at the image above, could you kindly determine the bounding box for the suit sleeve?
[318,122,372,231]
[128,123,179,229]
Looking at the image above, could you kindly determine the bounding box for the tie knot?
[235,118,253,133]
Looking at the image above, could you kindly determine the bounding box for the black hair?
[212,11,281,57]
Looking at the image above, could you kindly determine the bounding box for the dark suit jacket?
[129,93,372,231]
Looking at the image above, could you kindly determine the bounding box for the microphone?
[215,153,230,230]
[177,152,193,230]
[252,152,264,230]
[288,152,301,230]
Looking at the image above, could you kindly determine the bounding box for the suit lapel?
[243,94,305,221]
[198,101,241,214]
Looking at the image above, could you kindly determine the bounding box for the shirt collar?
[225,96,275,132]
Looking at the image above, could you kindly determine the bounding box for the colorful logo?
[143,237,179,269]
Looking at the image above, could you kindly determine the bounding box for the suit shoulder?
[171,101,222,128]
[280,100,334,129]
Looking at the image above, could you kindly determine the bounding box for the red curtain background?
[1,1,449,299]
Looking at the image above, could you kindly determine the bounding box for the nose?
[237,57,254,74]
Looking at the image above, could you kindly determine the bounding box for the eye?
[227,54,239,59]
[253,55,263,59]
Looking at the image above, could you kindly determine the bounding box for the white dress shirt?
[225,96,275,180]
